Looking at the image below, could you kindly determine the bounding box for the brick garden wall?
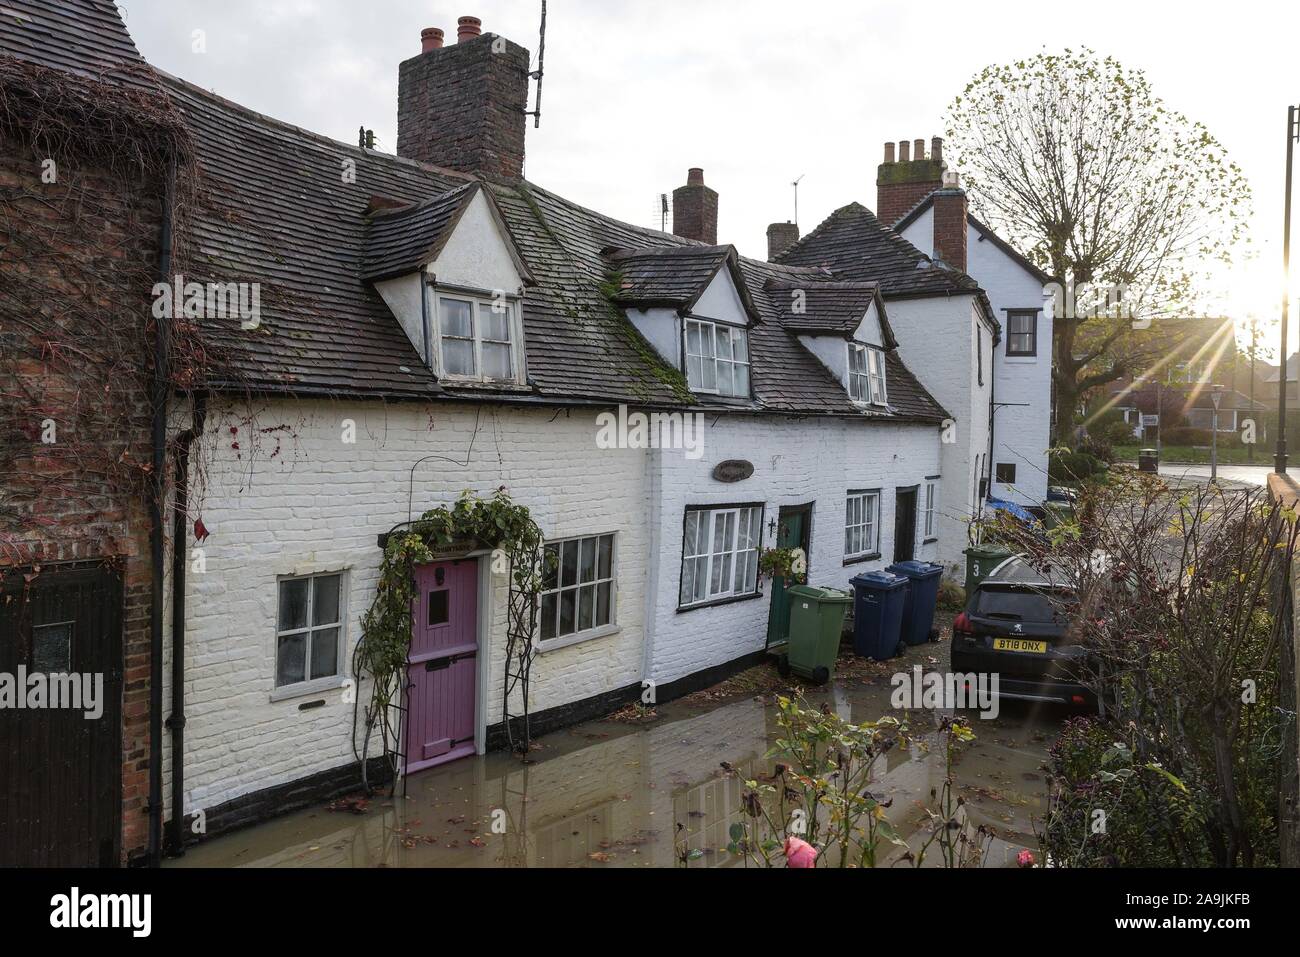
[0,130,161,863]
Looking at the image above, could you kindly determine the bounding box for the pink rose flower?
[784,836,817,868]
[1017,849,1035,868]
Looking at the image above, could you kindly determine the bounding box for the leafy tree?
[944,48,1252,441]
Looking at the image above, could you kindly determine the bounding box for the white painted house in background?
[897,198,1055,507]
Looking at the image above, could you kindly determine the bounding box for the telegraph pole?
[1277,105,1298,474]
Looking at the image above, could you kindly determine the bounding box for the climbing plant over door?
[352,488,544,789]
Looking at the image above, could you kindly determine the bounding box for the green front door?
[766,505,811,649]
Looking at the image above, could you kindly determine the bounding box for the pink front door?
[406,560,478,774]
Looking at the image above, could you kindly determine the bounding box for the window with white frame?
[679,505,763,607]
[867,347,887,404]
[923,477,940,541]
[844,491,880,560]
[436,293,518,382]
[848,343,870,403]
[684,318,750,398]
[540,533,616,642]
[848,344,886,405]
[276,573,343,688]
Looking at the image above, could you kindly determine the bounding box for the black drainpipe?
[166,395,207,857]
[148,155,177,868]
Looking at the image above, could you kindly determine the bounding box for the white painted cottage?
[132,20,1031,846]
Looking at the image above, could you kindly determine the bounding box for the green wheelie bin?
[778,585,852,685]
[963,544,1013,598]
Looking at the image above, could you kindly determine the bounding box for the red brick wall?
[876,179,940,227]
[932,189,968,272]
[0,131,161,864]
[673,168,719,245]
[396,32,531,178]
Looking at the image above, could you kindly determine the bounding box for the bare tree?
[945,49,1252,441]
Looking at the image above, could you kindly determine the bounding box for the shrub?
[1040,717,1213,867]
[1092,419,1137,448]
[936,578,966,611]
[1077,434,1114,464]
[1048,448,1106,484]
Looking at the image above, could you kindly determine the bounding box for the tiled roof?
[603,245,733,308]
[489,183,948,421]
[158,73,468,398]
[777,201,1000,339]
[8,4,948,422]
[361,183,479,283]
[0,0,157,91]
[764,279,895,345]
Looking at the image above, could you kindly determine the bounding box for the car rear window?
[974,587,1066,623]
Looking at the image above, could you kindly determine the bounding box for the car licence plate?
[993,638,1047,654]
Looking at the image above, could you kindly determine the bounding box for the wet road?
[1158,463,1272,486]
[173,641,1059,868]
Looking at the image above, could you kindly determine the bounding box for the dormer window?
[435,293,520,383]
[848,343,887,405]
[685,318,750,398]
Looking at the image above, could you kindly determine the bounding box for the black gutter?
[166,396,207,856]
[148,155,177,867]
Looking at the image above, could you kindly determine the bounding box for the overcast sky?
[121,0,1300,356]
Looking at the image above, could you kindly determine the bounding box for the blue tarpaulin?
[985,497,1037,523]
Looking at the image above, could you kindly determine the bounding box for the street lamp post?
[1277,105,1299,475]
[1211,384,1225,484]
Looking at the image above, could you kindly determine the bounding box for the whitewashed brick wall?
[163,398,649,817]
[646,416,941,686]
[162,397,949,823]
[886,295,993,571]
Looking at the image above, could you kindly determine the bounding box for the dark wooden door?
[0,563,123,867]
[893,488,918,564]
[767,504,812,648]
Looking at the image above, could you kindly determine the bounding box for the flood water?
[172,640,1059,868]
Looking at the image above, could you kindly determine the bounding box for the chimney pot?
[883,142,895,164]
[687,167,705,187]
[914,138,925,161]
[398,17,530,177]
[420,27,445,52]
[898,140,911,163]
[931,136,943,164]
[457,16,482,42]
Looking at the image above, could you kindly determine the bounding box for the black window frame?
[995,463,1017,485]
[1005,309,1039,357]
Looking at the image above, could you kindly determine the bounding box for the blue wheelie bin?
[849,571,909,660]
[887,560,944,646]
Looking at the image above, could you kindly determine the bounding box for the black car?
[950,557,1095,709]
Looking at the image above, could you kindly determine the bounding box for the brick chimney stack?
[397,17,531,179]
[767,222,800,261]
[876,136,947,225]
[931,171,968,272]
[672,168,719,245]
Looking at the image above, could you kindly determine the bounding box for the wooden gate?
[0,563,124,866]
